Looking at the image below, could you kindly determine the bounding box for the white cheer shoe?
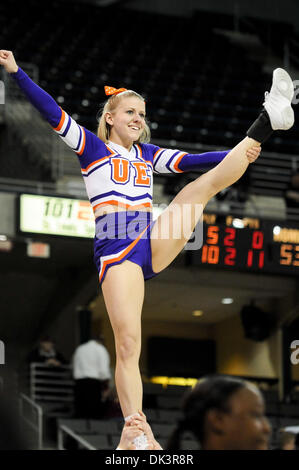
[263,68,294,131]
[133,433,148,450]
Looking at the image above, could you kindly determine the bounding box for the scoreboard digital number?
[192,214,299,276]
[19,194,95,238]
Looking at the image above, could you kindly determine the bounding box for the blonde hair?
[97,90,151,144]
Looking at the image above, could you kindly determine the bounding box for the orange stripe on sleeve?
[77,127,86,156]
[53,108,66,132]
[173,152,187,173]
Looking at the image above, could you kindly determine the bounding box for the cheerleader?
[0,49,294,448]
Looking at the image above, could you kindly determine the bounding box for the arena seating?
[1,1,298,192]
[54,381,299,449]
[19,367,299,449]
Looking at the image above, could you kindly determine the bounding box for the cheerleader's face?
[106,96,146,148]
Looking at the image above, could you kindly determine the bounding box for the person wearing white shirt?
[72,336,112,419]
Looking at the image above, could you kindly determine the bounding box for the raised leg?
[151,136,259,273]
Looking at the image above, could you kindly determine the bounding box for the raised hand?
[118,424,144,450]
[246,145,261,163]
[0,50,18,73]
[127,410,163,449]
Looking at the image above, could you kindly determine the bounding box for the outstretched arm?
[151,144,260,175]
[0,50,105,158]
[0,50,62,127]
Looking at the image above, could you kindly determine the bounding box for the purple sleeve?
[11,67,62,127]
[149,143,230,174]
[10,67,107,158]
[178,150,230,172]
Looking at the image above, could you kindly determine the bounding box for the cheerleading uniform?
[11,67,230,283]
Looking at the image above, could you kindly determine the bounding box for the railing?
[19,363,75,449]
[58,425,97,450]
[56,418,121,450]
[29,362,74,403]
[0,175,88,198]
[19,393,43,450]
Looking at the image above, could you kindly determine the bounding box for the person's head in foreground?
[166,374,271,450]
[278,429,296,450]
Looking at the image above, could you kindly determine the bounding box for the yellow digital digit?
[280,244,293,265]
[293,245,299,267]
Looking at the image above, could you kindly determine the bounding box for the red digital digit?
[246,231,265,269]
[247,248,264,268]
[252,230,264,249]
[258,251,265,268]
[224,247,236,265]
[247,249,253,267]
[224,227,236,246]
[207,226,219,245]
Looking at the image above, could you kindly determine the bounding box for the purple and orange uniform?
[12,68,229,283]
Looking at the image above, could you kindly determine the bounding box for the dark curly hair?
[166,374,248,450]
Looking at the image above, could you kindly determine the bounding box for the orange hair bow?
[104,86,127,96]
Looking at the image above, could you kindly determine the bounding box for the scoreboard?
[191,213,299,276]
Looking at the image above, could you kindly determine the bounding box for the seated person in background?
[278,429,296,450]
[72,334,112,419]
[122,375,271,450]
[27,335,67,367]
